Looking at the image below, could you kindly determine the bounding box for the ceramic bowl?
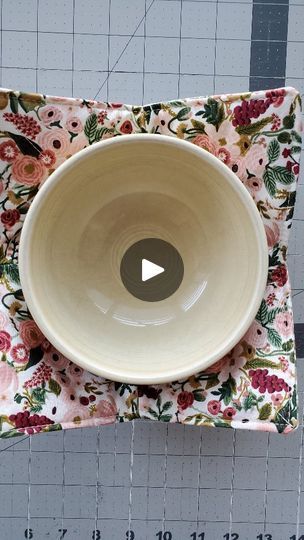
[19,134,268,384]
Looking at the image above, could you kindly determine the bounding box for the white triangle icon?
[142,258,165,282]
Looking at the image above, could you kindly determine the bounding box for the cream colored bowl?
[19,134,268,384]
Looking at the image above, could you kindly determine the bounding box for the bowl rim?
[19,133,268,384]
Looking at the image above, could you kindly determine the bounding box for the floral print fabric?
[0,86,301,439]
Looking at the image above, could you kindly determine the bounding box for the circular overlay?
[120,238,184,302]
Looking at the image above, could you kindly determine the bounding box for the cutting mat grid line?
[0,0,303,538]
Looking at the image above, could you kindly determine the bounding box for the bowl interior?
[20,135,267,383]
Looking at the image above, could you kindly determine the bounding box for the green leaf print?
[258,403,272,420]
[274,400,293,433]
[267,139,280,163]
[244,359,279,370]
[170,100,186,108]
[205,374,220,390]
[291,130,302,143]
[159,414,172,422]
[266,308,280,325]
[49,378,61,396]
[290,146,301,154]
[271,165,295,185]
[161,401,173,412]
[190,119,206,133]
[0,429,24,439]
[263,168,276,196]
[236,116,272,136]
[282,339,294,352]
[268,245,280,268]
[283,114,295,129]
[256,299,268,325]
[84,113,98,144]
[147,408,158,419]
[9,92,19,113]
[277,132,291,144]
[211,374,236,405]
[199,98,225,131]
[31,387,46,404]
[267,328,282,348]
[193,390,206,402]
[243,393,257,411]
[94,126,109,141]
[176,106,191,121]
[292,386,297,409]
[18,93,45,113]
[0,263,20,284]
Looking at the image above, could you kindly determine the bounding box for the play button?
[120,238,184,302]
[142,259,164,282]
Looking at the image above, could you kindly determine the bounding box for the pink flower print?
[65,116,83,134]
[11,344,29,366]
[230,157,247,182]
[192,134,218,156]
[218,344,247,384]
[217,147,231,165]
[246,176,262,193]
[98,111,107,124]
[279,356,289,372]
[0,140,19,161]
[41,339,51,352]
[244,321,268,349]
[3,112,41,139]
[266,292,276,306]
[45,350,69,370]
[1,209,20,229]
[222,407,237,420]
[274,312,293,339]
[39,105,63,126]
[96,396,118,424]
[0,361,18,393]
[69,132,88,155]
[271,265,288,287]
[24,361,52,389]
[38,149,56,168]
[207,400,221,415]
[0,311,9,330]
[155,109,174,134]
[11,155,47,186]
[266,285,277,307]
[67,363,84,378]
[61,403,92,425]
[0,330,11,352]
[37,128,70,157]
[265,222,280,249]
[177,391,194,411]
[20,320,44,349]
[271,113,281,131]
[203,357,227,374]
[271,393,283,406]
[244,144,267,177]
